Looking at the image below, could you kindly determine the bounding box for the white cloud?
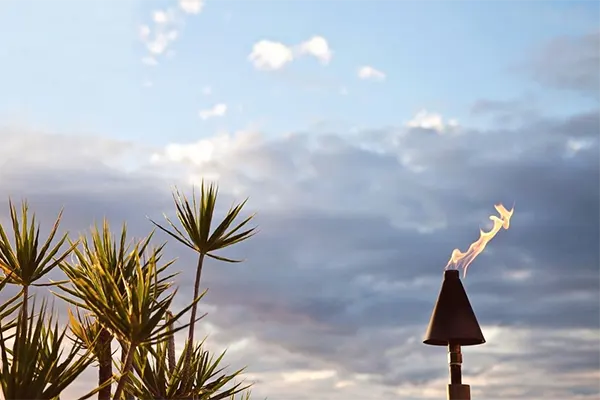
[248,40,294,71]
[139,4,203,67]
[406,109,459,133]
[146,30,178,55]
[282,369,337,383]
[155,140,214,165]
[297,36,332,64]
[357,66,386,81]
[179,0,204,14]
[248,35,333,71]
[146,34,169,55]
[199,103,227,120]
[138,6,182,62]
[152,10,171,24]
[151,129,262,167]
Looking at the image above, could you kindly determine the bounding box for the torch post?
[423,270,484,400]
[448,343,462,384]
[447,343,470,400]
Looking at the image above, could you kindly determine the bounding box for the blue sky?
[0,0,597,145]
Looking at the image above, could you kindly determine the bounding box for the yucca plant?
[0,297,99,400]
[67,307,117,398]
[54,221,176,400]
[127,333,251,399]
[0,199,74,330]
[126,337,199,399]
[67,308,105,359]
[150,182,256,381]
[191,343,251,400]
[0,272,24,341]
[57,247,202,399]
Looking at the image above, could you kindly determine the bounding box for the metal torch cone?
[424,269,485,400]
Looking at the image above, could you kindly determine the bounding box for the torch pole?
[447,343,470,400]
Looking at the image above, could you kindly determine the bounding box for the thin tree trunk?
[182,253,205,386]
[97,328,113,400]
[113,343,136,400]
[187,253,206,344]
[166,311,176,373]
[121,342,135,400]
[21,285,29,329]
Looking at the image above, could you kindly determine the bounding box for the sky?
[0,0,599,399]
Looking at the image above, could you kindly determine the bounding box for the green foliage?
[58,249,194,347]
[0,200,72,288]
[0,187,258,400]
[150,181,257,263]
[0,298,97,400]
[127,337,250,399]
[55,221,177,312]
[66,308,105,361]
[0,273,23,338]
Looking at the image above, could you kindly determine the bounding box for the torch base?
[447,384,471,400]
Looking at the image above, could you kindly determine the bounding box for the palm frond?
[127,336,252,400]
[193,346,251,400]
[0,297,94,400]
[0,273,23,336]
[150,182,257,261]
[0,199,74,287]
[66,308,107,359]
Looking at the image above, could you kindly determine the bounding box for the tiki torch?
[424,203,514,400]
[423,269,484,400]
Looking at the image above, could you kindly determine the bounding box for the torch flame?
[446,203,514,277]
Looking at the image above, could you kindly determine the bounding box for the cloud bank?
[0,93,597,399]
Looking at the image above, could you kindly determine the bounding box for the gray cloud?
[527,31,600,97]
[0,99,597,399]
[470,97,542,128]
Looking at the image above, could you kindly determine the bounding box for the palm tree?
[59,219,183,400]
[0,199,92,398]
[54,221,175,400]
[127,334,251,399]
[0,200,73,329]
[66,308,115,399]
[58,246,201,399]
[55,220,201,399]
[0,297,98,400]
[150,182,256,382]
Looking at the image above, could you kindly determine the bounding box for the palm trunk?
[187,253,206,345]
[166,311,176,373]
[21,285,29,329]
[121,343,135,400]
[182,253,205,384]
[113,343,136,400]
[97,328,113,400]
